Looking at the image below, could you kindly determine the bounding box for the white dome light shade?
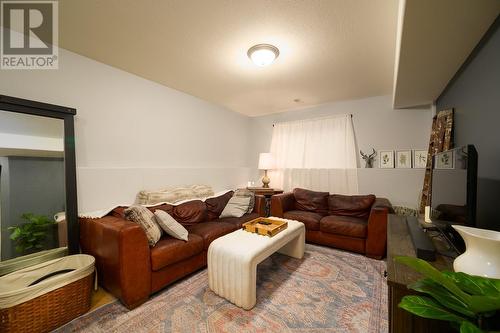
[247,44,279,67]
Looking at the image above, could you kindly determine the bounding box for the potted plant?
[396,256,500,333]
[8,213,56,254]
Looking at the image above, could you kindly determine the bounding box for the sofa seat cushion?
[283,210,322,231]
[150,234,204,271]
[215,212,260,229]
[187,222,237,250]
[320,215,368,238]
[293,188,329,215]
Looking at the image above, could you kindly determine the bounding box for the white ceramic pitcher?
[452,225,500,278]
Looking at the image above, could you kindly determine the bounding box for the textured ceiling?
[393,0,500,108]
[58,0,399,116]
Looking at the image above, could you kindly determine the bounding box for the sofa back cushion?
[205,191,234,220]
[171,200,207,226]
[219,196,251,218]
[152,203,174,215]
[293,188,329,215]
[111,203,174,219]
[328,194,376,219]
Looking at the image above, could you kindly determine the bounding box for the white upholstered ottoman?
[207,218,305,310]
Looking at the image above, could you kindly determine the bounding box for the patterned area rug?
[55,244,387,333]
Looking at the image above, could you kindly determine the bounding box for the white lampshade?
[258,153,275,170]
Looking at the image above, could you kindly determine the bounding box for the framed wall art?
[396,150,412,168]
[379,150,394,168]
[413,150,428,168]
[435,150,455,169]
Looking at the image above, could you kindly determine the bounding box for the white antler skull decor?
[360,148,377,168]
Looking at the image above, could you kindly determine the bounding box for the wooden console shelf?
[386,214,454,333]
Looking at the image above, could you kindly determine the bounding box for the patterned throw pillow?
[233,188,255,214]
[219,196,251,218]
[124,205,162,246]
[154,210,189,241]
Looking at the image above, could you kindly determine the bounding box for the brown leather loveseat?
[79,191,265,309]
[271,188,393,259]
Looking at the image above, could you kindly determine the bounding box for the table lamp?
[258,153,275,188]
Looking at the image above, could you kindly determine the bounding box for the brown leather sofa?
[271,188,393,259]
[79,191,265,309]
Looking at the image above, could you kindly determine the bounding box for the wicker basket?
[0,272,93,333]
[0,254,94,333]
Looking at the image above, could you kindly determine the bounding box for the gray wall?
[1,157,65,260]
[249,95,432,208]
[436,18,500,231]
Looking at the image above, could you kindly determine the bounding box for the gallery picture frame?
[413,149,428,168]
[396,150,412,168]
[379,150,394,168]
[435,150,455,169]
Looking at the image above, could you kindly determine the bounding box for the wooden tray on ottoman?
[242,218,288,237]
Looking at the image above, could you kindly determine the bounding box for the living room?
[0,1,499,332]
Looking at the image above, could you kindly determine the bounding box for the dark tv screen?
[431,145,477,227]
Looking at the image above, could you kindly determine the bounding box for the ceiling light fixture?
[247,44,279,67]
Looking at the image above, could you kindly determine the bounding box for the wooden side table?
[247,187,284,217]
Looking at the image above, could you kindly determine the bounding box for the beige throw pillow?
[233,188,255,214]
[124,205,162,246]
[154,210,189,241]
[219,196,251,218]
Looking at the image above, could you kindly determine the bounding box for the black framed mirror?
[0,95,78,273]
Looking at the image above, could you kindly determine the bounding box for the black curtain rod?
[272,113,353,127]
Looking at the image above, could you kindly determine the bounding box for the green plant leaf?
[468,294,500,313]
[396,256,471,303]
[9,228,21,240]
[397,256,500,314]
[443,271,500,295]
[460,321,484,333]
[409,278,475,318]
[399,295,466,324]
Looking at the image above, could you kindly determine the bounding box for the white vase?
[452,225,500,278]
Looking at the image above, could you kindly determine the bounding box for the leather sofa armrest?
[79,216,151,309]
[365,206,389,259]
[270,192,295,218]
[252,195,266,217]
[372,197,395,214]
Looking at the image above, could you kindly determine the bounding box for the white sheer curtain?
[269,115,358,194]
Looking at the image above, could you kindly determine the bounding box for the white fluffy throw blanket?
[79,186,230,219]
[136,184,214,205]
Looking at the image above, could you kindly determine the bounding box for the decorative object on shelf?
[435,150,455,169]
[379,150,394,168]
[360,148,376,168]
[420,109,454,212]
[413,149,428,168]
[396,150,412,168]
[452,225,500,279]
[258,152,275,188]
[396,256,500,333]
